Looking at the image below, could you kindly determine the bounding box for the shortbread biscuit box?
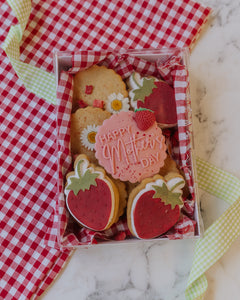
[54,48,202,248]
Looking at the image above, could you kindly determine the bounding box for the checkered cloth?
[0,0,211,299]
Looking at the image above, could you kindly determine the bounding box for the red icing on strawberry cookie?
[67,178,112,230]
[95,111,167,183]
[127,173,185,239]
[65,154,119,231]
[133,189,180,238]
[128,72,177,128]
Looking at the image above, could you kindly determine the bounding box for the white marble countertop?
[41,0,240,299]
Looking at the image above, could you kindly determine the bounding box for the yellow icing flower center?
[87,131,97,144]
[111,99,122,111]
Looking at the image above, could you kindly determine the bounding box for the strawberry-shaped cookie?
[128,72,177,128]
[127,173,185,239]
[65,154,119,231]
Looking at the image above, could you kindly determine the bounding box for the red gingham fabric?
[164,215,197,240]
[0,0,211,299]
[0,55,72,299]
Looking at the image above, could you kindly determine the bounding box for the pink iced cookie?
[95,111,167,183]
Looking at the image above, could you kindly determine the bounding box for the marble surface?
[40,1,240,299]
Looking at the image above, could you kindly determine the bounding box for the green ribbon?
[185,158,240,300]
[2,0,56,104]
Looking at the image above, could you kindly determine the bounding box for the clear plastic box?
[53,47,203,248]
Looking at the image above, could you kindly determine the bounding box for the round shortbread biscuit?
[159,154,179,176]
[73,65,128,111]
[70,107,111,164]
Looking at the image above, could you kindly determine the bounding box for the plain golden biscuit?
[73,65,128,111]
[70,107,111,164]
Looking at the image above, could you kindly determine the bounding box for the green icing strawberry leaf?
[66,160,99,195]
[134,107,154,113]
[152,182,183,209]
[133,77,156,103]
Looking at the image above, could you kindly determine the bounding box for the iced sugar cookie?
[128,72,177,128]
[70,107,111,164]
[95,110,167,183]
[65,154,120,231]
[73,65,129,112]
[127,173,185,239]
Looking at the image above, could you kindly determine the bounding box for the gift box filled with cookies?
[54,48,202,248]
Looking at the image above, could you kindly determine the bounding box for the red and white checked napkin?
[0,0,211,299]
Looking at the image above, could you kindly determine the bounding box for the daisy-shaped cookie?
[106,93,130,114]
[80,124,99,151]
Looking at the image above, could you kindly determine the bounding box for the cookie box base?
[54,48,203,249]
